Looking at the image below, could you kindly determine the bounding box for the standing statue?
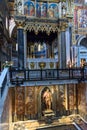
[43,89,52,110]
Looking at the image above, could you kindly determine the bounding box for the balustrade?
[10,67,86,85]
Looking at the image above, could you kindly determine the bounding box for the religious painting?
[24,2,29,15]
[24,1,35,16]
[74,0,84,4]
[36,2,48,17]
[48,3,59,18]
[74,6,87,34]
[78,9,87,28]
[36,2,41,17]
[41,3,48,17]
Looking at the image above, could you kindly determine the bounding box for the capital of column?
[16,20,24,29]
[59,22,68,32]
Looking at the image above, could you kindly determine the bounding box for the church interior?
[0,0,87,130]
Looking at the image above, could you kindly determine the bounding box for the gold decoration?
[60,21,68,31]
[50,62,54,69]
[39,62,46,69]
[24,23,58,35]
[30,62,35,69]
[16,21,24,29]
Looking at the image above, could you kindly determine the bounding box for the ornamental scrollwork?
[24,23,59,35]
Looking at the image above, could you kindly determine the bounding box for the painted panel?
[74,6,87,34]
[48,3,59,18]
[24,1,35,16]
[24,0,58,18]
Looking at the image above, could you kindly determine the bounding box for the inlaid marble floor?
[12,114,87,130]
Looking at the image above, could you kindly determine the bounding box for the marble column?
[17,27,24,68]
[58,31,62,68]
[61,31,66,68]
[65,28,70,66]
[24,30,27,68]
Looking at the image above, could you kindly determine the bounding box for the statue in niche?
[43,88,52,110]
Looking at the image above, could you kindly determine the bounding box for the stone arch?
[76,35,87,66]
[77,35,87,46]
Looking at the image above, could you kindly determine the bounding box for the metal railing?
[9,67,87,85]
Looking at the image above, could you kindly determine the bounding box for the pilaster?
[58,30,62,68]
[60,29,66,68]
[59,22,68,68]
[24,30,27,68]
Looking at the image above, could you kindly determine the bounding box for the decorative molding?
[30,62,35,69]
[15,20,24,29]
[24,22,59,35]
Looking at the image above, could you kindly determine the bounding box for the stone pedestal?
[43,109,55,124]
